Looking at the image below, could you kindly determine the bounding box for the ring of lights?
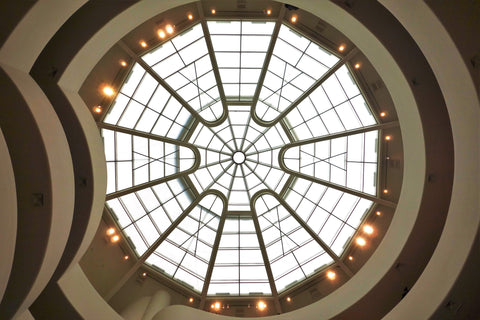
[11,0,464,319]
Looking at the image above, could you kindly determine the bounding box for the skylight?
[101,19,380,298]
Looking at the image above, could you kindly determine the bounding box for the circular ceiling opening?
[96,3,399,313]
[232,151,246,165]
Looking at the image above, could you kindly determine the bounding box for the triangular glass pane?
[208,216,272,296]
[282,132,378,195]
[145,194,223,293]
[254,194,329,292]
[208,20,275,101]
[102,129,196,195]
[255,24,340,122]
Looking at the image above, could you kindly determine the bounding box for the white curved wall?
[0,0,87,72]
[378,1,480,318]
[0,128,16,304]
[0,0,477,319]
[2,64,75,320]
[58,1,425,318]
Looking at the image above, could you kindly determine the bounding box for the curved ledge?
[0,128,16,304]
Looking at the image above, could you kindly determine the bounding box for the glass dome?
[101,16,381,299]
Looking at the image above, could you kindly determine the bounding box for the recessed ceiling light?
[166,24,174,34]
[257,301,267,311]
[356,237,366,246]
[363,225,374,234]
[102,86,114,96]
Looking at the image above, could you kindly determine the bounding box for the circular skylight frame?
[98,7,396,309]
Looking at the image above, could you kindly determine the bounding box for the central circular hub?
[232,151,246,164]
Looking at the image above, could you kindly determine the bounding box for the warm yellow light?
[339,45,345,52]
[211,304,214,309]
[348,256,354,261]
[106,227,115,235]
[257,301,267,311]
[326,271,336,280]
[120,60,127,67]
[111,235,120,243]
[383,189,389,194]
[266,9,272,15]
[140,40,147,48]
[385,135,391,140]
[124,255,129,260]
[214,302,221,310]
[286,297,291,302]
[189,297,194,303]
[158,29,166,38]
[103,86,114,96]
[354,63,361,69]
[291,15,297,23]
[142,272,147,277]
[363,225,374,235]
[380,111,387,117]
[356,237,366,246]
[166,24,174,34]
[211,8,216,14]
[376,211,382,216]
[188,13,193,20]
[93,106,102,114]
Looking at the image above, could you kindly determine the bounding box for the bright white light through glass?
[102,19,380,297]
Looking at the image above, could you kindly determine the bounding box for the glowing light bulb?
[326,271,336,280]
[257,301,267,311]
[140,41,147,48]
[124,255,129,260]
[106,227,115,235]
[189,297,194,303]
[166,24,174,34]
[291,15,297,23]
[211,9,216,14]
[363,225,374,235]
[286,297,291,302]
[158,29,166,38]
[348,256,354,261]
[93,106,102,113]
[120,60,127,67]
[339,45,345,52]
[380,111,386,117]
[356,237,366,246]
[355,63,361,69]
[103,86,114,96]
[188,14,193,20]
[266,9,272,15]
[111,235,120,243]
